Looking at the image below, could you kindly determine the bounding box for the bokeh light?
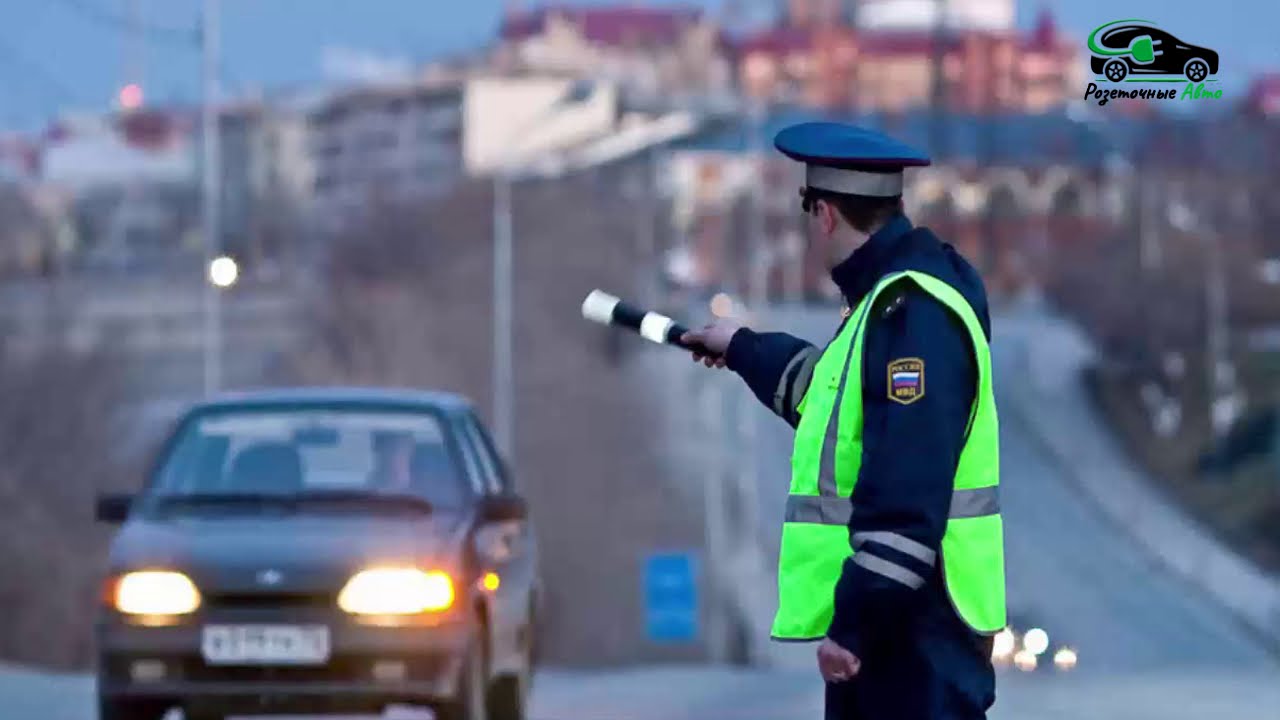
[208,256,239,289]
[710,292,735,318]
[1023,627,1050,656]
[118,83,144,110]
[1053,647,1078,671]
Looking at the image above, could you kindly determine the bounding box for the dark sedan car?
[95,388,539,720]
[1088,24,1219,83]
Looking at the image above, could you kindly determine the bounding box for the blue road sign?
[644,552,698,643]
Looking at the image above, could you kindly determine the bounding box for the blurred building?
[34,112,199,269]
[16,101,320,271]
[464,73,706,185]
[738,7,1080,113]
[40,112,195,189]
[0,133,39,183]
[856,0,1014,31]
[0,183,54,277]
[307,80,464,227]
[664,108,1129,301]
[782,0,856,26]
[463,75,618,175]
[219,100,314,256]
[493,4,734,102]
[1243,73,1280,118]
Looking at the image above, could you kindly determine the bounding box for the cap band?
[806,165,904,197]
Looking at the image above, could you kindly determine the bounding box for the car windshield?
[149,408,469,509]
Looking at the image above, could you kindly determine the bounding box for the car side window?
[450,418,486,496]
[459,417,502,495]
[460,415,499,491]
[469,417,512,493]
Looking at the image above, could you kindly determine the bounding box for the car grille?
[202,591,335,610]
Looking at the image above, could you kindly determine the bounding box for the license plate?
[201,625,330,666]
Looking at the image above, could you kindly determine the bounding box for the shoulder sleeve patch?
[887,357,925,405]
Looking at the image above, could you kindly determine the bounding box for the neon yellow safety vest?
[771,269,1005,640]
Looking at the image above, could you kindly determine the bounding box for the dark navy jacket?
[725,214,995,719]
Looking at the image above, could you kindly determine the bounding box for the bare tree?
[0,337,133,669]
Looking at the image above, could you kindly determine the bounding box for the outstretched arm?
[682,319,820,427]
[725,329,819,427]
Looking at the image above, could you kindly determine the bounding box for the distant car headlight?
[113,571,201,615]
[1013,649,1038,672]
[338,567,454,615]
[991,627,1016,660]
[1023,627,1050,656]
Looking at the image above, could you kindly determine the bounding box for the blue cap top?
[774,122,930,197]
[775,122,931,169]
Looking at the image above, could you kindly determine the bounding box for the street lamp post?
[200,0,222,396]
[492,170,515,458]
[489,81,594,459]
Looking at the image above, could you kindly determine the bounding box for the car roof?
[188,386,475,416]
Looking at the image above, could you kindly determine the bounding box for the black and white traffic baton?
[580,289,721,359]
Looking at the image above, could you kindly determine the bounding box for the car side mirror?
[95,493,134,524]
[479,494,527,523]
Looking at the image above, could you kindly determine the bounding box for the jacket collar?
[829,212,914,307]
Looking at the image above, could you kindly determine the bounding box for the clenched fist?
[680,319,744,368]
[817,637,861,683]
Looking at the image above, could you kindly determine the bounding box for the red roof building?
[737,6,1080,113]
[500,5,703,46]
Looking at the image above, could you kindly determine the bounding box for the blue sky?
[2,0,1277,130]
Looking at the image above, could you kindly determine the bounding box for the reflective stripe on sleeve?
[851,531,937,566]
[788,350,820,414]
[773,347,817,416]
[853,551,926,589]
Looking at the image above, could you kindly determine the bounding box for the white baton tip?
[639,313,674,345]
[581,289,620,325]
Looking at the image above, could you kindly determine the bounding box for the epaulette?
[880,292,907,319]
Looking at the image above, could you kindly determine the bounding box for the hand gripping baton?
[580,289,721,359]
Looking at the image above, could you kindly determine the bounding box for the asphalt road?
[3,307,1277,719]
[5,662,1278,720]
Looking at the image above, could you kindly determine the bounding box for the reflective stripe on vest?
[783,485,1000,526]
[770,269,1006,642]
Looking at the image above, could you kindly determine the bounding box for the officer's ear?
[815,199,840,236]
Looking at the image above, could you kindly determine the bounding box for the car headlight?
[113,571,201,615]
[1022,627,1050,656]
[338,567,454,615]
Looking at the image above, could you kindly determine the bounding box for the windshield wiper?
[155,492,297,506]
[150,492,300,516]
[291,489,434,513]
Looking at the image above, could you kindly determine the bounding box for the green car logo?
[1087,19,1219,83]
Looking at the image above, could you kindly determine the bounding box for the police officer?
[683,123,1005,720]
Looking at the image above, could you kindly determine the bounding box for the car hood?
[109,512,470,593]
